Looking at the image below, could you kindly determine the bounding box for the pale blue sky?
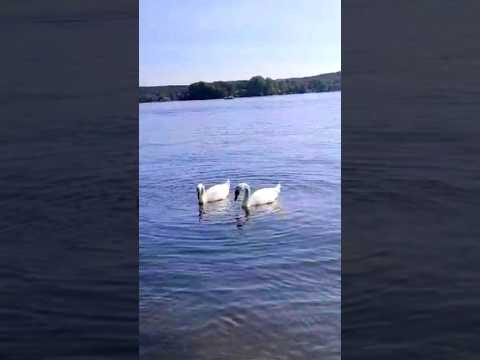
[140,0,340,86]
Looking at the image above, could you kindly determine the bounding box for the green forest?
[139,71,340,103]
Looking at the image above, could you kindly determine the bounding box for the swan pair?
[196,179,281,209]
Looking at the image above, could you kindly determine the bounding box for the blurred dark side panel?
[0,1,138,358]
[342,1,480,359]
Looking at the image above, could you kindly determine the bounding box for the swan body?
[197,179,230,205]
[234,183,281,208]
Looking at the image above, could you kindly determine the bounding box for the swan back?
[235,182,281,208]
[248,185,280,207]
[203,179,230,203]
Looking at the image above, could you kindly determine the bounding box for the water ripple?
[140,93,340,359]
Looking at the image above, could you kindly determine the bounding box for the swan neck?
[198,186,207,204]
[242,185,251,207]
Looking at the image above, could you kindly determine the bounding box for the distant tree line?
[139,72,341,102]
[185,75,334,100]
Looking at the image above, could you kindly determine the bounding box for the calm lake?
[140,92,341,359]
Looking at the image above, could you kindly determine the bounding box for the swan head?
[196,183,206,204]
[234,183,249,201]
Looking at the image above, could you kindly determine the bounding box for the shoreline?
[139,71,341,103]
[139,90,340,105]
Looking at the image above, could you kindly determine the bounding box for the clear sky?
[140,0,340,86]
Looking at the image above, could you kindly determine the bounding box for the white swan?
[196,179,230,205]
[234,182,281,209]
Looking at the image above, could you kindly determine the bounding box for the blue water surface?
[140,92,340,359]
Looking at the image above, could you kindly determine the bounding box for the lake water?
[140,92,341,359]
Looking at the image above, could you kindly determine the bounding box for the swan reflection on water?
[198,198,232,222]
[235,201,282,228]
[198,199,282,226]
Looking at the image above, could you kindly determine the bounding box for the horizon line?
[140,69,342,88]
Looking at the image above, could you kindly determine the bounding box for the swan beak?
[234,188,240,201]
